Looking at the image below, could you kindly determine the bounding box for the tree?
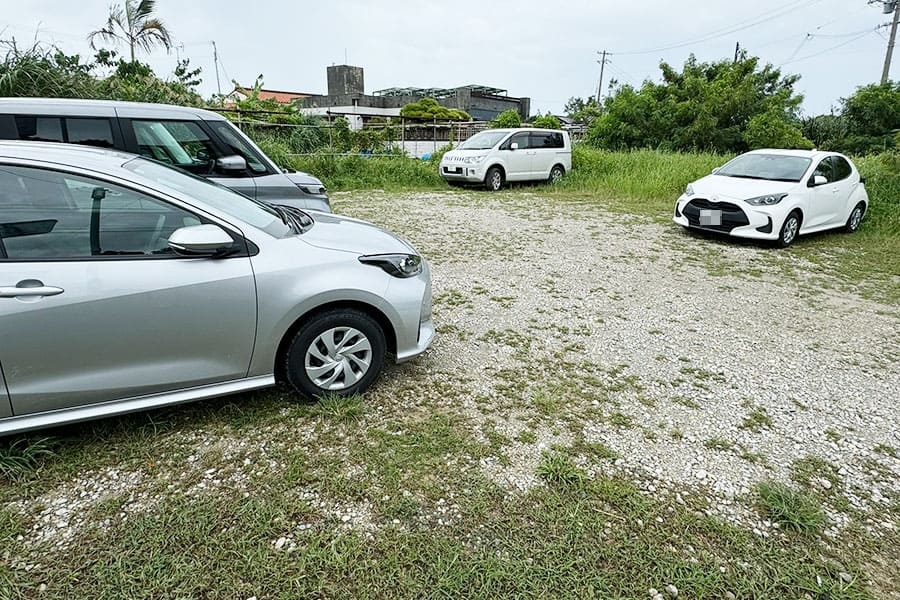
[531,113,561,129]
[88,0,173,63]
[491,109,521,128]
[586,53,810,153]
[564,96,602,123]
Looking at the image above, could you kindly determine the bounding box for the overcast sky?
[0,0,893,116]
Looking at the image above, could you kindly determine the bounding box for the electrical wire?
[781,30,878,65]
[613,0,824,55]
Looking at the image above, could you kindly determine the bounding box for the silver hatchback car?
[0,142,433,435]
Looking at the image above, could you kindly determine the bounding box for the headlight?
[359,253,423,278]
[745,193,788,206]
[685,184,695,197]
[297,184,327,195]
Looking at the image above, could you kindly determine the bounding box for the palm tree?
[88,0,173,63]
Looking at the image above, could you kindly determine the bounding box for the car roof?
[0,97,227,121]
[480,127,567,134]
[0,140,237,221]
[744,148,842,161]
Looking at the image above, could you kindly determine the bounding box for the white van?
[439,128,572,191]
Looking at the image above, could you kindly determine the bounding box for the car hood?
[301,212,417,256]
[284,170,325,187]
[690,175,797,200]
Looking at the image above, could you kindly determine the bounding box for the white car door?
[529,132,557,179]
[500,132,532,181]
[805,157,845,230]
[0,164,257,416]
[830,156,857,226]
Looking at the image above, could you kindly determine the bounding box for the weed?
[0,437,56,480]
[757,481,826,535]
[536,451,584,487]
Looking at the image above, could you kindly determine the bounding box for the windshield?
[122,157,291,237]
[717,154,812,182]
[459,131,509,150]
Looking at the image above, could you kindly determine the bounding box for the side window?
[15,116,64,142]
[501,133,529,150]
[0,164,204,260]
[131,120,218,175]
[65,118,114,148]
[207,121,270,174]
[548,132,565,148]
[833,157,853,181]
[529,133,551,149]
[812,158,833,183]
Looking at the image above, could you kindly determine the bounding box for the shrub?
[532,113,561,129]
[491,109,522,128]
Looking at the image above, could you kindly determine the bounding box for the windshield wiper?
[269,204,299,233]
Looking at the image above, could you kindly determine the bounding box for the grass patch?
[739,404,774,432]
[311,393,364,422]
[536,452,585,487]
[757,481,826,535]
[0,437,56,481]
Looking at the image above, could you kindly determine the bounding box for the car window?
[206,121,270,174]
[0,164,203,260]
[812,158,833,183]
[833,156,853,181]
[502,132,530,150]
[65,118,114,148]
[529,133,551,149]
[15,116,64,142]
[131,120,218,175]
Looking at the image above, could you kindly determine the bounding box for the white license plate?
[700,209,722,226]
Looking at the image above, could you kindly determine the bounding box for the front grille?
[682,198,749,233]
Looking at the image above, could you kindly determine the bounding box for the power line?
[781,30,878,65]
[614,0,824,56]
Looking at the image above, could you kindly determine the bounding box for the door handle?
[0,281,64,298]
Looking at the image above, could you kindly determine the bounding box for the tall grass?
[288,153,444,191]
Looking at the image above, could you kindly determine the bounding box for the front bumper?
[673,196,779,240]
[386,259,435,363]
[440,163,486,183]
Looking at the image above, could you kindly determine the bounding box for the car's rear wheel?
[778,211,802,248]
[844,202,865,233]
[284,309,386,398]
[549,164,565,183]
[484,167,504,191]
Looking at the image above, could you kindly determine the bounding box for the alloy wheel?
[782,216,799,245]
[849,207,862,231]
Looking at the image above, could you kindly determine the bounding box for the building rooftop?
[373,84,508,98]
[233,87,313,104]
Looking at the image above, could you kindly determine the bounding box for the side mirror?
[808,175,828,188]
[216,155,247,172]
[711,167,721,175]
[168,224,235,257]
[510,142,519,151]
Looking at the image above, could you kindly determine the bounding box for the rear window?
[833,157,853,181]
[532,132,564,149]
[15,116,63,142]
[12,116,115,148]
[66,118,114,148]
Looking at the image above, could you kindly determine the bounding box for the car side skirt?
[0,376,275,436]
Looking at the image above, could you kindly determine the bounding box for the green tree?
[586,53,808,153]
[491,109,521,128]
[743,110,813,150]
[88,0,173,63]
[564,96,602,123]
[531,113,561,129]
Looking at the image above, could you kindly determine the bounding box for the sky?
[0,0,894,116]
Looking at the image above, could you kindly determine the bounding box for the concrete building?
[293,65,530,127]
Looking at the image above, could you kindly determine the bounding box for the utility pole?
[734,41,741,63]
[211,40,222,96]
[596,50,609,103]
[882,1,900,84]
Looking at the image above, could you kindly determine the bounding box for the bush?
[531,113,561,129]
[743,110,813,150]
[400,97,470,121]
[491,109,522,128]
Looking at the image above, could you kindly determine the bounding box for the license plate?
[700,209,722,226]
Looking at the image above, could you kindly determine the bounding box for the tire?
[484,167,504,191]
[549,164,565,183]
[778,211,802,248]
[844,202,865,233]
[283,309,386,398]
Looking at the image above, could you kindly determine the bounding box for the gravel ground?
[5,189,899,567]
[341,190,900,536]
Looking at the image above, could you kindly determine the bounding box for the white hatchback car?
[439,128,572,191]
[673,149,869,247]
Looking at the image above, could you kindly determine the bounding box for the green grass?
[0,437,56,481]
[757,481,827,535]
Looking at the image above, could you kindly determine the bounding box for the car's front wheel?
[844,202,865,233]
[484,167,504,191]
[778,211,802,248]
[284,308,386,398]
